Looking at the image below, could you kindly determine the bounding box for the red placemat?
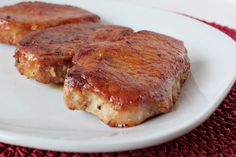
[0,21,236,157]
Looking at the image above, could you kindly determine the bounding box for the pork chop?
[14,22,133,83]
[64,31,190,127]
[0,1,100,44]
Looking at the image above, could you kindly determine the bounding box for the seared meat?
[64,31,190,127]
[14,22,133,83]
[0,1,100,44]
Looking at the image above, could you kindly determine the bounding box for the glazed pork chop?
[14,22,133,83]
[0,1,100,44]
[64,31,190,127]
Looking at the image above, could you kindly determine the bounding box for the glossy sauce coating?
[0,2,99,27]
[67,31,190,107]
[17,22,134,65]
[14,22,134,83]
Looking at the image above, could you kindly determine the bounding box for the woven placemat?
[0,21,235,157]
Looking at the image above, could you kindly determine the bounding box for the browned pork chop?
[14,22,133,83]
[64,31,190,127]
[0,1,100,44]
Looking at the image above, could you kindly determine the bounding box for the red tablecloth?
[0,21,235,157]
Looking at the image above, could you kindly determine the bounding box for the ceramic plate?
[0,0,235,153]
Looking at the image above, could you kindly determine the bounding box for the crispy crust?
[0,1,100,44]
[14,22,134,83]
[14,49,72,84]
[64,31,190,127]
[64,69,189,127]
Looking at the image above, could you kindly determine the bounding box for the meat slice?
[0,1,100,45]
[14,22,133,83]
[64,31,190,127]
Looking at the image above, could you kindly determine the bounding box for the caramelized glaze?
[17,22,134,64]
[0,2,99,27]
[0,1,100,44]
[67,31,190,107]
[14,22,133,83]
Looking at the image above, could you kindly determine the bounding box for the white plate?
[0,0,235,153]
